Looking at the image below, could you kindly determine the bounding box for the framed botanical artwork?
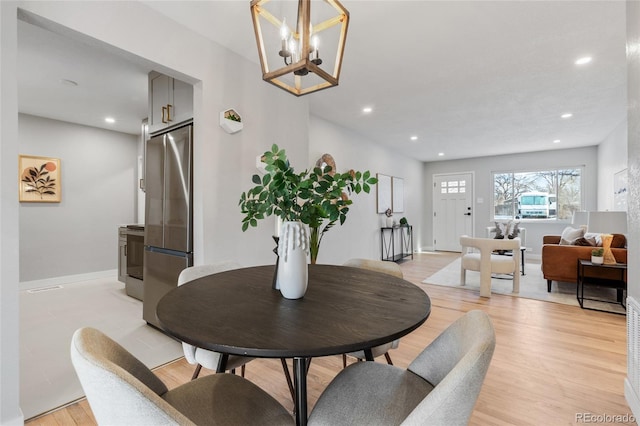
[376,173,392,213]
[19,155,61,203]
[614,168,627,211]
[392,177,404,213]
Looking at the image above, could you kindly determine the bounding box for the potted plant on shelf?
[591,248,604,264]
[240,144,377,261]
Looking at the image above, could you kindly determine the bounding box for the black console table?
[381,225,413,262]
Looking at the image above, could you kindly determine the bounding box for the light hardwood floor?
[26,252,632,425]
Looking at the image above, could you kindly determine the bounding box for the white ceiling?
[18,1,627,162]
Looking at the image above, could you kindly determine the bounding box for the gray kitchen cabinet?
[148,71,193,134]
[118,227,127,283]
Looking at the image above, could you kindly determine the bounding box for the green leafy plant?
[226,112,241,122]
[239,144,377,263]
[591,248,604,257]
[399,217,408,226]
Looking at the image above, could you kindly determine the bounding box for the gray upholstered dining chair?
[308,310,496,426]
[70,327,294,425]
[341,258,404,368]
[178,261,254,379]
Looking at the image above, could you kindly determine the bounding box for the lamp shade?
[571,211,589,227]
[250,0,349,96]
[586,211,627,234]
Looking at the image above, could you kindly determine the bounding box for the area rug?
[422,258,626,314]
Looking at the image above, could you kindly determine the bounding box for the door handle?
[166,104,173,122]
[464,213,471,216]
[161,106,168,123]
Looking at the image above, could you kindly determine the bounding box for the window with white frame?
[493,168,583,221]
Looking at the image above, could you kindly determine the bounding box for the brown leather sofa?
[541,234,627,292]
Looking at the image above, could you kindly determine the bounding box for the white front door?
[433,173,473,252]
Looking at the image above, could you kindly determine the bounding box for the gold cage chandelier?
[250,0,349,96]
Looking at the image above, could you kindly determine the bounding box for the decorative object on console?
[315,154,336,176]
[385,208,393,227]
[239,144,377,272]
[250,0,350,96]
[587,211,627,264]
[19,155,61,203]
[399,217,408,226]
[219,108,243,134]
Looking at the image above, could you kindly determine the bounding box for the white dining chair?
[178,261,254,379]
[341,258,403,368]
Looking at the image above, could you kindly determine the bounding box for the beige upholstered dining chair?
[177,261,254,379]
[70,327,294,425]
[341,258,404,368]
[308,310,496,426]
[460,235,521,298]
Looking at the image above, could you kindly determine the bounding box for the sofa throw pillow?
[583,232,603,247]
[559,226,586,245]
[572,237,595,246]
[493,221,510,239]
[508,222,521,239]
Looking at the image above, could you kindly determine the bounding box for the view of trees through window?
[493,168,582,221]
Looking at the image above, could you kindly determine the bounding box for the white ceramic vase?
[386,216,394,227]
[591,256,604,265]
[277,221,309,299]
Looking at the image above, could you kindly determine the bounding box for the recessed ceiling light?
[561,113,573,119]
[362,107,372,113]
[60,78,78,87]
[438,152,444,157]
[410,136,418,141]
[105,117,116,124]
[553,139,561,144]
[575,56,592,65]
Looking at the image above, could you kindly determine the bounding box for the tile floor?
[19,276,182,420]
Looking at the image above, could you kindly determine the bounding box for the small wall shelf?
[220,108,243,134]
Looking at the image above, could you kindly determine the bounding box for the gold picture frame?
[19,155,61,203]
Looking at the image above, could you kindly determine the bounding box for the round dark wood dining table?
[156,264,431,426]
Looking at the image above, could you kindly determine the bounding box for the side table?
[576,259,627,314]
[492,246,526,276]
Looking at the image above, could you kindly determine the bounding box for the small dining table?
[156,264,431,426]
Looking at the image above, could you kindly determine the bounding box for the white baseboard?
[3,410,24,426]
[625,379,640,421]
[20,269,118,291]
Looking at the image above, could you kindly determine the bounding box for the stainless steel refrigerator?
[143,122,193,329]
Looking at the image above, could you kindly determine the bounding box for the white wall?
[0,2,23,423]
[423,146,599,257]
[18,114,138,283]
[0,1,311,420]
[308,116,424,264]
[597,119,628,210]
